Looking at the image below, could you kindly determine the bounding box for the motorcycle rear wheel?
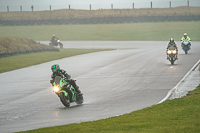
[59,43,63,48]
[59,93,70,107]
[75,94,84,105]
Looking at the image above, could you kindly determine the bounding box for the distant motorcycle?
[52,76,83,107]
[182,40,190,54]
[167,46,178,65]
[49,39,63,48]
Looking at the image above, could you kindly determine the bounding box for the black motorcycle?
[49,38,63,48]
[167,46,178,65]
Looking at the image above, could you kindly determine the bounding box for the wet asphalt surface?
[0,41,200,132]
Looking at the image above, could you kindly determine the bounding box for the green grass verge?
[0,49,113,73]
[17,84,200,133]
[0,21,200,41]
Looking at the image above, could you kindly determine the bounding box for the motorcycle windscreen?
[54,76,62,85]
[183,40,189,45]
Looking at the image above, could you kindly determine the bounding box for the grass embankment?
[0,37,57,52]
[0,21,200,41]
[18,84,200,133]
[0,48,113,73]
[0,6,200,21]
[0,37,113,73]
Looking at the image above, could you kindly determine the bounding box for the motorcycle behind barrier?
[51,76,83,107]
[167,46,178,65]
[182,39,190,54]
[49,39,63,48]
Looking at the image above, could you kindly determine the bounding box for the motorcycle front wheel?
[59,92,70,107]
[185,50,188,54]
[169,57,175,65]
[183,46,188,54]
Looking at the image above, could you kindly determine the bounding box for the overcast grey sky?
[0,0,199,12]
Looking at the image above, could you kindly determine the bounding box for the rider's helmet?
[51,64,60,73]
[170,38,174,44]
[184,33,187,38]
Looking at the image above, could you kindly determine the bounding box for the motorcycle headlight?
[167,50,172,54]
[173,50,177,54]
[53,86,60,92]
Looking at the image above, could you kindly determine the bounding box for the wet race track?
[0,41,200,132]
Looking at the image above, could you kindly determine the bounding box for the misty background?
[0,0,200,12]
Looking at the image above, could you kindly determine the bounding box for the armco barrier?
[0,15,200,25]
[0,48,59,58]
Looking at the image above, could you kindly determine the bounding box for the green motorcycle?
[52,76,83,107]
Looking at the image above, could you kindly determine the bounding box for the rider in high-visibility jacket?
[181,33,191,48]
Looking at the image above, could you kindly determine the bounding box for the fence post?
[151,2,152,8]
[50,5,51,11]
[20,6,22,11]
[169,1,171,8]
[69,5,70,9]
[187,0,189,6]
[90,4,91,10]
[31,5,34,11]
[111,4,113,9]
[133,3,134,9]
[7,6,9,12]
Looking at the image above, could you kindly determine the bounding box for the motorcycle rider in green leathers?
[181,33,191,49]
[50,64,82,94]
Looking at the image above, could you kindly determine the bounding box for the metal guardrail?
[0,48,59,58]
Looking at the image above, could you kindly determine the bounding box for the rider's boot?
[75,86,82,94]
